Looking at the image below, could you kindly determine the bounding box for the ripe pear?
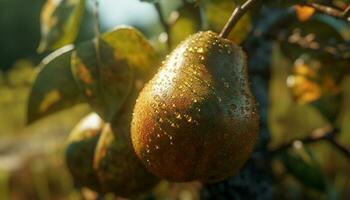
[65,113,104,192]
[131,31,259,182]
[93,87,159,198]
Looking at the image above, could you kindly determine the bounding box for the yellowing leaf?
[295,5,315,22]
[287,75,322,103]
[39,90,61,113]
[286,54,344,122]
[71,26,159,122]
[38,0,85,52]
[76,64,93,85]
[28,45,84,124]
[287,56,341,104]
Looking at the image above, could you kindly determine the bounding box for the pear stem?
[219,0,260,39]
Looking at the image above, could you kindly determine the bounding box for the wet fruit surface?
[131,31,260,182]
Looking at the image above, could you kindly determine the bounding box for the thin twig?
[270,127,350,160]
[93,0,101,38]
[154,2,171,49]
[270,126,338,155]
[305,3,350,22]
[272,29,350,60]
[327,137,350,159]
[92,0,101,67]
[219,0,261,38]
[343,5,350,17]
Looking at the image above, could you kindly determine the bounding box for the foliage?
[38,0,86,52]
[28,45,83,124]
[0,0,350,199]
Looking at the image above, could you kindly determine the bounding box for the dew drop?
[187,117,192,123]
[197,47,204,53]
[161,103,166,109]
[154,95,161,101]
[175,113,182,119]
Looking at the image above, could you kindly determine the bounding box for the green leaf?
[27,45,84,124]
[71,26,159,122]
[311,94,342,123]
[280,143,327,191]
[169,2,201,48]
[38,0,86,53]
[199,0,251,44]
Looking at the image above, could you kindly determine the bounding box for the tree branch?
[305,3,350,22]
[272,29,350,60]
[343,5,350,18]
[270,126,350,160]
[219,0,261,38]
[92,0,102,80]
[327,136,350,159]
[92,0,100,38]
[154,2,171,49]
[270,126,337,155]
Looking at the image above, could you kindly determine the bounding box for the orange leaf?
[295,5,315,22]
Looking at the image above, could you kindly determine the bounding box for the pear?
[131,31,259,182]
[65,113,104,192]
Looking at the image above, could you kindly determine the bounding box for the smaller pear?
[65,113,104,192]
[94,122,159,198]
[93,87,159,198]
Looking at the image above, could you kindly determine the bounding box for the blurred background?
[0,0,349,199]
